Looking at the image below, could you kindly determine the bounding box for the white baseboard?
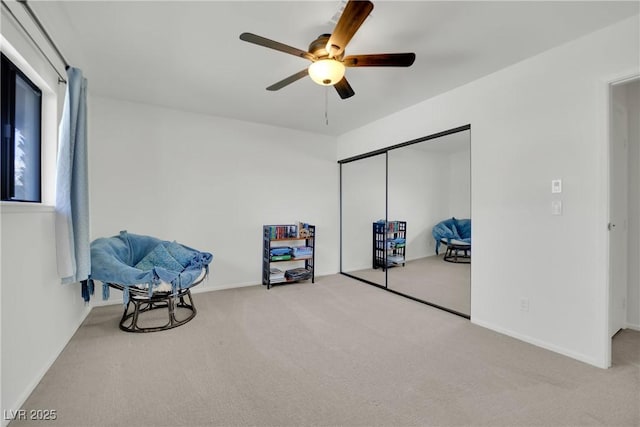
[625,322,640,331]
[471,317,606,369]
[191,281,259,294]
[2,305,92,427]
[90,280,260,307]
[89,271,341,307]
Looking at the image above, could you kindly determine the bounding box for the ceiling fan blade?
[343,53,416,67]
[240,32,315,61]
[326,0,374,58]
[334,77,355,99]
[266,69,309,91]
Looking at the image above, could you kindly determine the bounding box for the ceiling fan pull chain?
[325,86,329,126]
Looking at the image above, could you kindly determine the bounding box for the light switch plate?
[551,200,562,215]
[551,179,562,193]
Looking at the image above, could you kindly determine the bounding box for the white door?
[609,93,628,337]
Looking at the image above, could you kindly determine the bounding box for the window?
[1,53,42,202]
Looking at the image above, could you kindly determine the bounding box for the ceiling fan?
[239,0,415,99]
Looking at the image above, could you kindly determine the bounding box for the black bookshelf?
[262,223,315,289]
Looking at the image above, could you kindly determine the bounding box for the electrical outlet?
[520,298,529,312]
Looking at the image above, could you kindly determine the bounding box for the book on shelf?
[266,222,314,239]
[268,225,298,240]
[375,220,402,232]
[376,239,405,250]
[270,254,292,261]
[285,267,312,281]
[270,267,285,282]
[270,247,292,256]
[291,246,313,258]
[387,255,405,264]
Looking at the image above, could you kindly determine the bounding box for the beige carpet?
[10,275,639,427]
[347,255,471,316]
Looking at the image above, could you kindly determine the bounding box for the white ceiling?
[31,1,639,136]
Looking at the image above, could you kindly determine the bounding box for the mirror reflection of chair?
[432,217,471,263]
[442,240,471,263]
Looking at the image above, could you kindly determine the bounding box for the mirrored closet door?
[341,153,386,287]
[339,126,471,318]
[387,130,471,316]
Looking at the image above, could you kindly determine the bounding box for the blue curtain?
[55,67,90,285]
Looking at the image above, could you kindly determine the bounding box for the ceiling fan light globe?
[308,59,345,86]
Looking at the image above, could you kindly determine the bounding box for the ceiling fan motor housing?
[309,34,343,60]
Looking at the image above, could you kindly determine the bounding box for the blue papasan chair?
[86,231,213,332]
[432,217,471,263]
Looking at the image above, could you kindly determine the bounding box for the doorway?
[609,77,640,362]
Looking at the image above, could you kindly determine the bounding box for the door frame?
[603,71,639,368]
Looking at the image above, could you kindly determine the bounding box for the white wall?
[1,5,90,425]
[626,80,640,329]
[337,16,640,368]
[88,96,339,304]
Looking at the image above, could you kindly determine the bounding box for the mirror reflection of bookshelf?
[373,220,406,270]
[262,223,316,289]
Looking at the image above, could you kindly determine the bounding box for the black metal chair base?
[441,240,471,264]
[109,283,199,333]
